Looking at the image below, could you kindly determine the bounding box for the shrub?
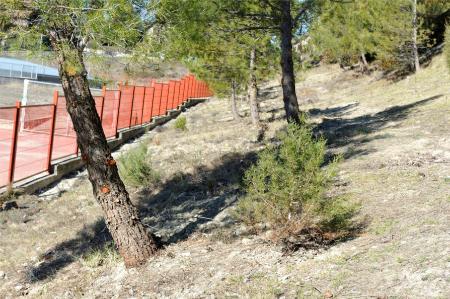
[118,142,160,187]
[234,122,358,237]
[173,116,187,131]
[81,242,121,268]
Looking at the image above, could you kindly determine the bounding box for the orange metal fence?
[0,75,212,187]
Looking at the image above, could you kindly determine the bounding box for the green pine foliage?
[235,122,358,236]
[310,0,412,70]
[310,0,450,71]
[154,0,279,98]
[118,143,160,188]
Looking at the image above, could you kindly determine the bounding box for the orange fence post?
[46,91,58,174]
[179,78,185,106]
[168,80,176,110]
[159,83,169,115]
[175,79,184,109]
[114,88,122,137]
[184,77,189,101]
[191,76,195,99]
[140,87,146,125]
[187,76,192,100]
[129,85,136,128]
[100,85,106,122]
[194,80,197,98]
[157,83,163,116]
[8,101,21,186]
[148,87,155,122]
[192,76,196,98]
[175,81,181,109]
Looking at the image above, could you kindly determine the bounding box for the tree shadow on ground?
[314,95,442,149]
[26,151,257,283]
[136,152,258,244]
[258,85,281,102]
[308,102,359,118]
[262,102,359,123]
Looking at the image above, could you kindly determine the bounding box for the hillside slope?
[0,55,449,298]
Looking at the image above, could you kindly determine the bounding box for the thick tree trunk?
[248,47,260,125]
[51,39,158,267]
[279,0,300,124]
[412,0,420,72]
[230,80,241,120]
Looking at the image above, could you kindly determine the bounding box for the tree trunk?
[248,47,260,125]
[230,80,241,120]
[50,38,158,267]
[360,52,369,73]
[412,0,420,72]
[279,0,300,124]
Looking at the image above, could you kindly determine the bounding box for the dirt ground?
[0,55,449,298]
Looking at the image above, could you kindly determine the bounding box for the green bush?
[235,123,358,236]
[173,116,187,131]
[118,142,160,187]
[81,242,121,268]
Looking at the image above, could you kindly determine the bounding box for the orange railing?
[0,75,212,187]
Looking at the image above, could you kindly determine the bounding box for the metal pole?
[169,81,175,111]
[129,86,136,128]
[100,85,106,124]
[158,83,164,116]
[175,81,181,109]
[140,87,146,125]
[8,101,21,186]
[115,89,122,137]
[148,87,155,122]
[47,91,58,174]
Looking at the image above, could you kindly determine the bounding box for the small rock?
[15,285,23,291]
[324,290,333,298]
[2,201,19,211]
[0,271,5,279]
[264,230,274,239]
[181,252,191,257]
[241,238,253,245]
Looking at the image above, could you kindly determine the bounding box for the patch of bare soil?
[0,55,449,298]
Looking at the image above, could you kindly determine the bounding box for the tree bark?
[50,37,158,267]
[360,52,369,73]
[412,0,420,72]
[230,80,241,120]
[248,47,260,125]
[279,0,300,124]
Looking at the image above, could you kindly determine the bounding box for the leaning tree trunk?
[248,48,260,125]
[412,0,420,72]
[230,80,241,120]
[51,38,158,267]
[279,0,300,124]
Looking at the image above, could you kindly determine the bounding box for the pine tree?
[310,0,450,72]
[156,0,319,125]
[310,0,413,71]
[3,0,159,267]
[154,0,279,125]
